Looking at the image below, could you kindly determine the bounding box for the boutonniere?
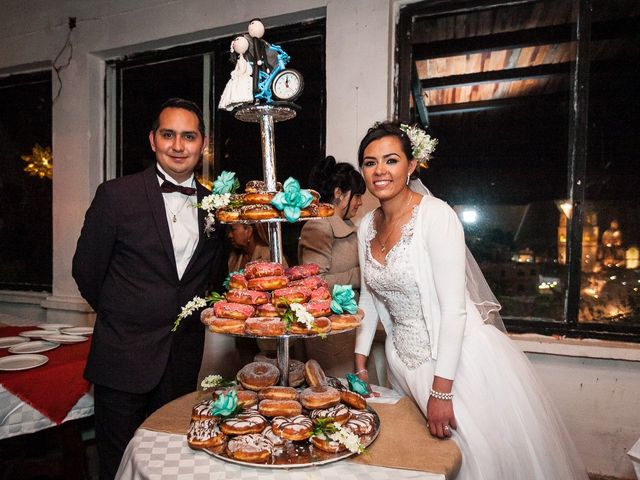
[270,177,314,222]
[197,171,242,236]
[330,284,358,315]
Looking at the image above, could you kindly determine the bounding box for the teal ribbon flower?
[346,373,370,396]
[270,177,313,222]
[331,284,358,314]
[210,390,239,417]
[212,171,239,195]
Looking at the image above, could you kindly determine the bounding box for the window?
[0,71,52,291]
[398,0,639,340]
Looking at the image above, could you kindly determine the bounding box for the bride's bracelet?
[354,368,368,376]
[429,389,453,401]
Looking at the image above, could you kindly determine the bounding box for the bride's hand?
[426,396,457,438]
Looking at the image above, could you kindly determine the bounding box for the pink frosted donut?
[289,275,328,291]
[271,286,312,306]
[303,300,332,317]
[310,286,331,301]
[213,301,255,320]
[244,317,286,337]
[244,261,285,280]
[285,263,320,280]
[226,289,271,305]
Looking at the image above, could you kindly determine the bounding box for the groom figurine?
[73,98,225,479]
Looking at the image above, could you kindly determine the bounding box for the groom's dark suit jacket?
[73,165,224,394]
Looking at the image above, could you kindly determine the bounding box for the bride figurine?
[218,36,253,111]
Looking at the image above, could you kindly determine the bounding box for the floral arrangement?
[270,177,314,222]
[400,124,438,169]
[198,171,242,235]
[200,374,235,390]
[210,389,243,417]
[281,302,318,333]
[330,285,358,315]
[171,291,224,332]
[312,418,365,454]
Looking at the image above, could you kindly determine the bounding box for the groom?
[73,98,225,479]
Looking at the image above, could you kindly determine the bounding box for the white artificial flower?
[178,296,207,322]
[291,303,315,329]
[201,374,223,390]
[201,193,231,212]
[400,124,438,167]
[328,425,365,454]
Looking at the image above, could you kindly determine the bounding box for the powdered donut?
[340,390,367,410]
[258,386,298,401]
[304,359,327,387]
[237,362,280,391]
[258,399,302,417]
[299,385,341,410]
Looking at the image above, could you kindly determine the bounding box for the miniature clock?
[271,69,304,102]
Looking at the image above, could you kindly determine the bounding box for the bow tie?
[156,168,196,196]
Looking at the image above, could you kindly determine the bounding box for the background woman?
[299,156,368,378]
[354,122,587,479]
[227,222,273,272]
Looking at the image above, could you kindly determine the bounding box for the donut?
[317,203,335,218]
[289,316,331,335]
[325,376,348,391]
[271,415,313,441]
[200,307,217,326]
[243,191,276,205]
[237,362,280,391]
[247,275,288,291]
[299,385,341,410]
[236,389,259,408]
[226,433,273,463]
[261,425,285,447]
[255,303,285,317]
[344,409,376,435]
[253,355,305,388]
[340,390,367,410]
[244,317,286,337]
[208,317,245,334]
[226,289,270,306]
[240,204,279,220]
[310,286,331,301]
[187,419,226,449]
[303,300,332,318]
[216,208,241,222]
[284,263,320,280]
[228,273,247,290]
[309,403,351,425]
[258,386,298,401]
[191,399,216,421]
[245,180,282,193]
[300,203,319,218]
[258,399,302,417]
[220,412,268,435]
[213,301,255,320]
[289,275,328,291]
[271,286,312,306]
[329,309,363,330]
[308,189,321,204]
[304,359,327,387]
[245,261,285,279]
[311,434,346,453]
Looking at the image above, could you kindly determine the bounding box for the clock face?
[272,69,303,101]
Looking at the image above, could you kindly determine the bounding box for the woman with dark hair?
[299,156,366,377]
[353,121,587,479]
[227,222,272,272]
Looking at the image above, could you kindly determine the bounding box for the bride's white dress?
[364,207,588,480]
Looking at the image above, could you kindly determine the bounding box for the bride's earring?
[406,174,410,186]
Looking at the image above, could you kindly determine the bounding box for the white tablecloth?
[116,428,444,480]
[0,385,94,439]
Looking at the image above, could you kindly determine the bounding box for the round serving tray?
[234,104,299,123]
[217,215,329,225]
[207,326,357,340]
[203,406,380,469]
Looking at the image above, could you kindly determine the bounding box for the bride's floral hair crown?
[399,124,438,169]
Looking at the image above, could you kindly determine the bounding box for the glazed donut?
[245,180,282,193]
[208,316,245,334]
[284,263,321,281]
[309,403,351,425]
[303,300,332,318]
[240,204,279,220]
[258,386,298,401]
[255,303,285,317]
[220,412,268,435]
[304,359,327,387]
[237,361,280,391]
[317,203,335,218]
[187,419,226,449]
[344,409,376,435]
[299,203,319,218]
[340,390,367,410]
[271,415,313,441]
[216,208,241,222]
[271,286,312,307]
[247,275,289,292]
[289,275,328,291]
[311,434,346,453]
[213,301,255,320]
[299,385,341,410]
[225,289,270,306]
[243,191,276,205]
[245,261,285,279]
[236,389,259,408]
[329,309,362,331]
[258,399,302,417]
[191,399,216,421]
[289,316,331,335]
[244,317,286,337]
[310,286,331,301]
[226,433,273,463]
[200,307,217,326]
[228,273,247,290]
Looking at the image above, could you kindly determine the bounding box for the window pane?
[0,72,52,290]
[580,0,640,325]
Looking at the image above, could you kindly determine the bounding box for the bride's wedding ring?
[443,425,450,431]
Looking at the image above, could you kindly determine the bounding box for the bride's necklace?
[376,191,413,253]
[166,195,192,223]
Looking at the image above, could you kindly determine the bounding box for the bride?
[353,121,588,479]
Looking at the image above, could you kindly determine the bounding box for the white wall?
[0,1,638,478]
